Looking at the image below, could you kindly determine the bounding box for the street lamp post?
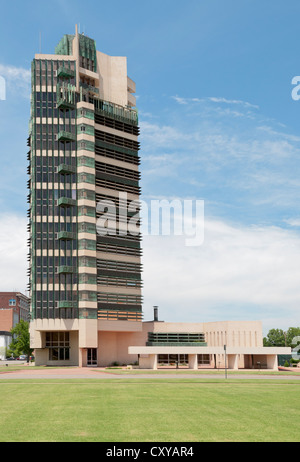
[224,345,227,379]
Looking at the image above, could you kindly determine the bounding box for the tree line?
[263,327,300,348]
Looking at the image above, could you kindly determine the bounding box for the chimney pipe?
[153,306,158,322]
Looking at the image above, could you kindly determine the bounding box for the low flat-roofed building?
[30,311,291,370]
[127,317,291,371]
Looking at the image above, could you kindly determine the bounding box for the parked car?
[6,356,16,360]
[16,355,27,361]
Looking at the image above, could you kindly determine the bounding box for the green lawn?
[103,367,300,375]
[0,379,299,442]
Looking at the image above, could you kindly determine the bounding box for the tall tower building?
[28,27,143,366]
[26,27,288,372]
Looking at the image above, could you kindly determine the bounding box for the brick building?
[0,292,30,359]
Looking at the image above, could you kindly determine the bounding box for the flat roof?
[128,346,291,355]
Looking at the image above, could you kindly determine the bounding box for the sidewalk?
[1,366,300,380]
[0,366,109,379]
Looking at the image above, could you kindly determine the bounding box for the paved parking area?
[0,366,109,379]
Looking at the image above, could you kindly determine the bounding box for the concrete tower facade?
[28,27,143,366]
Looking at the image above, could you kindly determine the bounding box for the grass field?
[103,367,300,375]
[0,378,299,442]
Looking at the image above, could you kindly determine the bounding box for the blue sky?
[1,0,300,333]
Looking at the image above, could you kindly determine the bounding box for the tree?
[263,329,286,347]
[7,320,33,361]
[263,327,300,348]
[286,327,300,347]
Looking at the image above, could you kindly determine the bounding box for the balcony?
[58,197,76,207]
[58,163,76,175]
[146,332,207,347]
[56,83,76,110]
[80,81,99,96]
[57,66,75,79]
[57,231,76,241]
[58,301,77,309]
[94,98,138,125]
[57,98,76,110]
[57,266,75,274]
[57,131,76,143]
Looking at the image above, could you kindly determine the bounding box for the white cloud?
[140,121,189,149]
[172,95,259,110]
[284,218,300,227]
[0,214,28,294]
[139,106,300,219]
[0,64,31,98]
[207,96,259,109]
[142,217,300,333]
[256,125,300,143]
